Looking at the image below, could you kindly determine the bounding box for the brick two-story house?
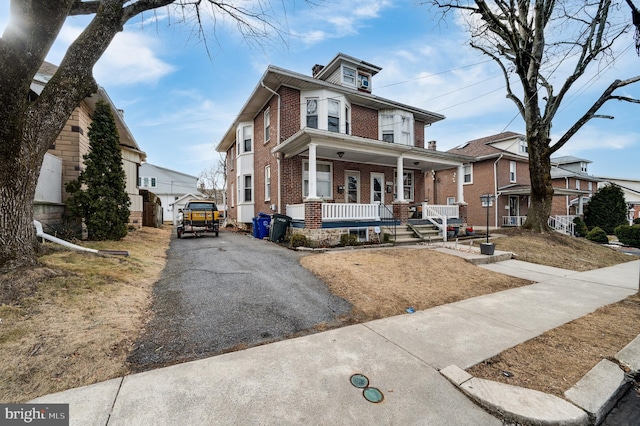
[215,53,473,243]
[438,132,598,231]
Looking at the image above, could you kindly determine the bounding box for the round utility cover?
[350,374,369,389]
[363,387,384,403]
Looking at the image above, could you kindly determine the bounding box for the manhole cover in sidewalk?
[363,387,384,403]
[350,374,369,388]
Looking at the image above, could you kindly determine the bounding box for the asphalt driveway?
[127,229,351,372]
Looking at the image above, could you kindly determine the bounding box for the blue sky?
[2,1,639,180]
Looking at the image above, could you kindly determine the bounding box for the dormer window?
[342,66,356,86]
[580,162,587,172]
[519,139,528,154]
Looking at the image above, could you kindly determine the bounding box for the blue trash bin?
[252,217,259,238]
[255,213,271,239]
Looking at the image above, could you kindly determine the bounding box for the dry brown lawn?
[0,226,170,402]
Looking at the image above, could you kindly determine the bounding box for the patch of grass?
[0,226,171,403]
[493,228,633,271]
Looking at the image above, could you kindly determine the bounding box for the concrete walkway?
[31,255,640,426]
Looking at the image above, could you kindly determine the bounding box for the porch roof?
[272,128,475,172]
[498,185,591,196]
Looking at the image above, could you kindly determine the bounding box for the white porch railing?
[286,203,381,221]
[421,203,459,219]
[286,204,305,220]
[422,205,451,242]
[502,216,527,227]
[549,215,575,235]
[322,203,379,221]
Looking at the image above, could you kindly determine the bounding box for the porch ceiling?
[272,128,474,172]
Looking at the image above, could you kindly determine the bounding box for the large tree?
[432,0,640,231]
[0,0,289,270]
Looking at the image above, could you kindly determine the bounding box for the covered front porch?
[498,186,590,235]
[272,128,472,239]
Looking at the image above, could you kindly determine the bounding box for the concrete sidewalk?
[32,258,640,425]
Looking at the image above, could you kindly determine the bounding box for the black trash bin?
[270,214,291,242]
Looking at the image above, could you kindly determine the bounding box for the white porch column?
[457,164,465,204]
[307,143,319,200]
[396,155,405,202]
[578,195,584,215]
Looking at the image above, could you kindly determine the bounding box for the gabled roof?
[551,155,591,165]
[216,62,446,152]
[447,131,526,159]
[33,61,145,159]
[140,163,199,180]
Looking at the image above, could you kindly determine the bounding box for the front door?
[345,171,360,203]
[371,173,384,204]
[509,195,519,225]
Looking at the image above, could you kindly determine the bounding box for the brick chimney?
[312,64,324,78]
[427,140,437,150]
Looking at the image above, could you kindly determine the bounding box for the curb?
[441,335,640,425]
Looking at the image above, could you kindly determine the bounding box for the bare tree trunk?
[524,130,553,232]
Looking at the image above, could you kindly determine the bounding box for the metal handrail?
[378,204,397,242]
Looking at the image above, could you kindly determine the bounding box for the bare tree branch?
[551,75,640,153]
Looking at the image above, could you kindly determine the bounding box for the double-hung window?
[244,175,252,202]
[264,165,271,201]
[394,171,414,201]
[463,164,472,184]
[345,105,351,135]
[306,99,318,129]
[243,125,252,153]
[509,161,517,183]
[328,99,340,133]
[303,161,332,199]
[264,108,270,143]
[342,66,356,86]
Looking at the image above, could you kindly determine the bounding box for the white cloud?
[94,31,175,86]
[553,126,639,155]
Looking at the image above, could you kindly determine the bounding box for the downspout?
[565,177,569,215]
[261,81,282,213]
[493,154,503,228]
[33,220,129,256]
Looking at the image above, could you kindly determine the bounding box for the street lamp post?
[480,194,496,255]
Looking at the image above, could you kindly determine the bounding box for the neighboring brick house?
[439,132,595,229]
[33,62,146,230]
[215,53,472,243]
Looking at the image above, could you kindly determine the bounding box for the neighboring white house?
[597,176,640,223]
[138,163,202,223]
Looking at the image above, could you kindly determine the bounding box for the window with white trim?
[230,183,235,207]
[345,105,351,135]
[242,125,252,153]
[348,228,368,242]
[342,66,356,86]
[328,99,340,133]
[519,139,528,154]
[510,161,516,183]
[463,164,473,184]
[576,179,580,190]
[393,171,414,201]
[138,177,157,188]
[264,165,271,201]
[588,181,593,193]
[264,108,270,143]
[306,99,318,129]
[379,110,414,146]
[303,161,332,199]
[580,162,588,172]
[243,175,252,202]
[447,197,456,205]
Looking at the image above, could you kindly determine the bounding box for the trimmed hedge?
[586,226,609,244]
[290,233,309,248]
[573,217,588,237]
[614,224,640,248]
